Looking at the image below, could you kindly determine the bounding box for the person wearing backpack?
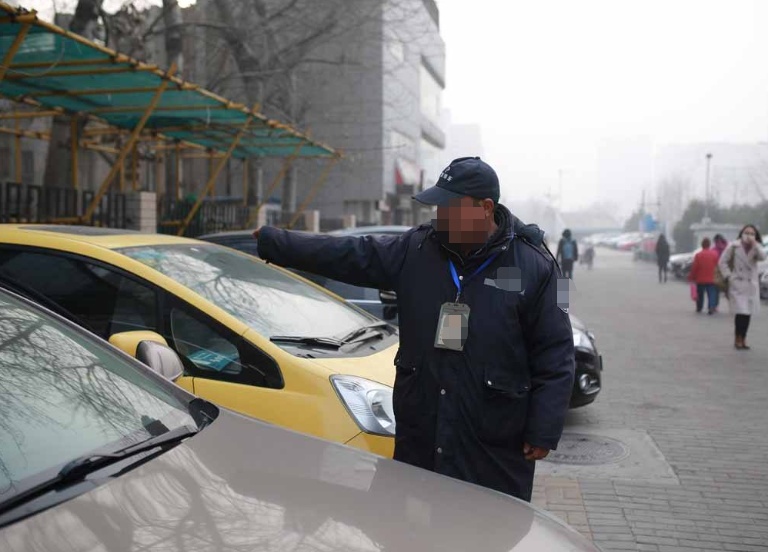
[556,229,579,279]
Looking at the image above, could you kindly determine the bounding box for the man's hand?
[523,442,550,461]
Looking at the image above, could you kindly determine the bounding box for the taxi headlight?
[331,376,396,436]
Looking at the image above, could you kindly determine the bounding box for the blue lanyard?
[449,253,500,302]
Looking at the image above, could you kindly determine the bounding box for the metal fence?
[158,197,250,238]
[0,181,126,228]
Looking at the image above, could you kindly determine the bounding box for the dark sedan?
[200,227,603,408]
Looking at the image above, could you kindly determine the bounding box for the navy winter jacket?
[257,204,575,501]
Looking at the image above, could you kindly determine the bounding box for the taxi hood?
[307,344,397,387]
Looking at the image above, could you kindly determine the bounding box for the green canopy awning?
[0,3,339,159]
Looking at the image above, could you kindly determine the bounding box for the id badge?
[434,302,470,351]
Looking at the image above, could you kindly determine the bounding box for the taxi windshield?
[119,243,376,340]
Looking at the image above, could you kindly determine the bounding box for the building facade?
[169,0,446,228]
[293,0,447,227]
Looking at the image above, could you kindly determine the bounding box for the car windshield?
[0,290,196,505]
[119,244,376,340]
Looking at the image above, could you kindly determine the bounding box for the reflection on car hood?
[1,409,598,552]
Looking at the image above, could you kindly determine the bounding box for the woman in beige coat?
[718,224,767,349]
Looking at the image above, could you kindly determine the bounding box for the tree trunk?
[163,0,184,198]
[43,0,103,189]
[211,0,266,205]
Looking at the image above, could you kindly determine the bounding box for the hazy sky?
[20,0,768,214]
[439,0,768,212]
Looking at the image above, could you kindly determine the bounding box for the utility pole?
[704,153,713,220]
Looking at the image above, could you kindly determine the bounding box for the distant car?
[759,246,768,300]
[201,227,603,408]
[0,284,601,552]
[615,233,644,251]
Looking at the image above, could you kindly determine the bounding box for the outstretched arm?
[255,227,412,291]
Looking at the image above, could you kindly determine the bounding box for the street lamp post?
[704,153,713,220]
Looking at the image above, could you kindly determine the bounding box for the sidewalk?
[532,248,768,552]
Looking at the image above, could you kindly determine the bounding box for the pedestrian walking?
[252,156,575,501]
[711,234,729,311]
[556,229,579,279]
[687,237,719,314]
[713,234,728,259]
[718,224,767,349]
[582,244,595,270]
[655,234,671,283]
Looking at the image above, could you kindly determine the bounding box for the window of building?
[388,40,405,63]
[420,137,443,192]
[389,130,415,157]
[420,63,443,124]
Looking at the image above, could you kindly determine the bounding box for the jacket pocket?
[479,364,530,446]
[393,357,423,430]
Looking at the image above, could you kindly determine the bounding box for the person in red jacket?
[688,237,720,315]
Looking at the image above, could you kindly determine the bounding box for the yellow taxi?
[0,224,397,457]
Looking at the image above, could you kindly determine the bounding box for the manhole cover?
[544,433,630,465]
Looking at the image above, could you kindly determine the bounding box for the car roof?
[329,225,412,236]
[198,229,254,240]
[0,224,204,250]
[199,226,415,240]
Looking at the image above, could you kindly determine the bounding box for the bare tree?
[42,0,104,189]
[192,0,436,213]
[40,0,438,210]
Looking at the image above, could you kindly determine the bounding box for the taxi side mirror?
[109,331,183,382]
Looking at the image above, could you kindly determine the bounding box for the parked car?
[0,225,401,458]
[669,249,699,280]
[615,232,644,251]
[761,270,768,300]
[0,284,601,551]
[759,246,768,300]
[200,227,603,408]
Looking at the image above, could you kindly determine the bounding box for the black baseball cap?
[413,156,500,206]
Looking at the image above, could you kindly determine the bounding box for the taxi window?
[0,249,158,339]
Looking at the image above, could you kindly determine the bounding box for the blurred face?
[742,227,757,244]
[435,196,495,245]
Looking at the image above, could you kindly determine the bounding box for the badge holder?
[434,302,470,351]
[435,249,504,352]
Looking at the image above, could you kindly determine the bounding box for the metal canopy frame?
[0,2,342,234]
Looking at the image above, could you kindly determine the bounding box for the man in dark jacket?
[655,234,671,283]
[254,156,575,501]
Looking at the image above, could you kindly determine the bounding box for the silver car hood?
[1,409,599,552]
